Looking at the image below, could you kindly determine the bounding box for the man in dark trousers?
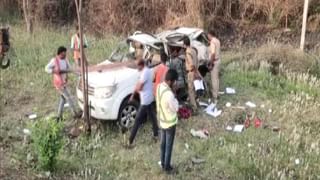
[128,59,159,147]
[156,69,179,173]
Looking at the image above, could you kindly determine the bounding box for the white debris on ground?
[23,128,31,135]
[28,114,37,119]
[190,129,209,139]
[226,125,233,131]
[233,125,245,133]
[225,87,236,94]
[225,102,232,107]
[64,103,70,108]
[204,103,222,118]
[245,101,257,108]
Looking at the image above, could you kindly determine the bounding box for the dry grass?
[6,0,319,34]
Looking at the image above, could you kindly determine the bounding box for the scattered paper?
[199,101,209,107]
[226,102,232,107]
[295,159,300,165]
[248,143,254,147]
[64,103,70,108]
[268,109,272,113]
[194,80,205,91]
[28,114,37,119]
[206,108,222,118]
[204,103,216,112]
[226,87,236,94]
[245,101,256,108]
[218,91,225,95]
[260,104,265,108]
[233,125,244,132]
[23,128,31,135]
[226,126,233,131]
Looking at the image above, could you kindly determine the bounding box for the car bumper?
[76,89,119,120]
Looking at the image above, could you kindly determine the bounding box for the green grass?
[1,24,320,179]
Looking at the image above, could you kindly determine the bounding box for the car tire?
[118,98,139,129]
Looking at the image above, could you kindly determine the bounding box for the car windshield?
[109,41,135,62]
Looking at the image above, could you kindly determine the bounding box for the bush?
[30,118,65,171]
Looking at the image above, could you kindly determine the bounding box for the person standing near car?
[183,36,199,114]
[156,69,179,173]
[153,49,168,96]
[45,46,82,121]
[207,30,221,104]
[70,25,88,67]
[128,59,159,147]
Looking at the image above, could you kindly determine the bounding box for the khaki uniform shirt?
[210,37,221,62]
[185,47,198,71]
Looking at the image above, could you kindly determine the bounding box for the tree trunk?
[22,0,33,34]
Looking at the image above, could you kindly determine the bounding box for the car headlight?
[95,85,117,99]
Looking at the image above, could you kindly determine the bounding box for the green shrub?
[31,118,65,171]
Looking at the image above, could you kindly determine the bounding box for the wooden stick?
[300,0,309,51]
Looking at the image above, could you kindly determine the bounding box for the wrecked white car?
[77,32,163,128]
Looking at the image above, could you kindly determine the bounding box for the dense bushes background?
[1,0,319,35]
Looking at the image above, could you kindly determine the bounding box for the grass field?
[1,23,320,180]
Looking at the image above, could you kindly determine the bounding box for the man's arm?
[130,81,144,101]
[167,92,179,113]
[45,59,55,74]
[130,70,146,101]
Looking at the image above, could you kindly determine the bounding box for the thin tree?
[300,0,309,51]
[22,0,33,34]
[74,0,91,134]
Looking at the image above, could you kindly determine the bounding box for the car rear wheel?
[118,98,139,129]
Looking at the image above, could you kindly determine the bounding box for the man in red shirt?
[153,49,169,96]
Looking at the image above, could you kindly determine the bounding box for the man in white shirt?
[156,69,179,173]
[45,46,81,121]
[128,59,159,147]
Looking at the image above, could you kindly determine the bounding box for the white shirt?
[139,67,154,105]
[45,58,71,82]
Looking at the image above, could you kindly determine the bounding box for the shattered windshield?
[109,41,135,62]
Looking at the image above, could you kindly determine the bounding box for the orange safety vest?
[53,57,67,90]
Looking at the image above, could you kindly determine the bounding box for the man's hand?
[129,94,135,102]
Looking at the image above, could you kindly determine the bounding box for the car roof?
[174,27,203,36]
[127,33,161,46]
[156,27,205,47]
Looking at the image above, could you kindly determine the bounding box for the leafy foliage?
[30,118,65,171]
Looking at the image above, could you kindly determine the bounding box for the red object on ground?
[254,117,262,128]
[178,107,192,119]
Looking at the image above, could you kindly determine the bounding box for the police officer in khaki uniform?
[183,36,199,113]
[208,30,221,103]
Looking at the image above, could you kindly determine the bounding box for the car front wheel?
[118,98,139,129]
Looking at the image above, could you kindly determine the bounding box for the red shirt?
[153,63,168,96]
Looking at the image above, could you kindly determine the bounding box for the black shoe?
[164,166,177,175]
